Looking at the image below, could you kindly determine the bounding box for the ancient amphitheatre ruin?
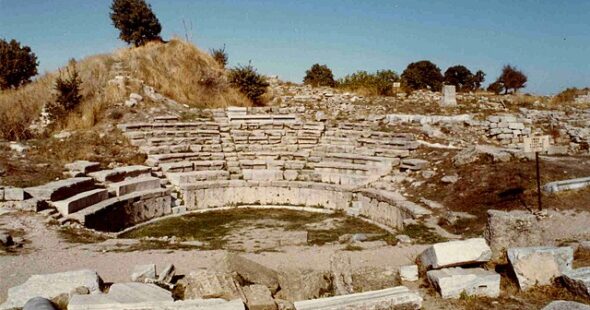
[1,1,590,310]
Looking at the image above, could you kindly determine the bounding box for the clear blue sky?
[1,0,589,94]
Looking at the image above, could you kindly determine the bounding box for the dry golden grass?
[0,38,250,140]
[118,38,249,108]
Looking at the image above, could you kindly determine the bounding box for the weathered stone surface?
[562,267,590,298]
[26,177,94,201]
[542,300,590,310]
[109,176,161,196]
[440,85,457,107]
[65,160,101,175]
[224,253,279,293]
[330,252,354,295]
[179,270,243,301]
[544,177,590,193]
[399,265,419,282]
[0,231,13,246]
[4,187,27,201]
[427,267,501,299]
[131,264,157,282]
[293,286,422,310]
[52,188,108,215]
[68,283,175,309]
[0,269,101,310]
[419,238,492,269]
[484,210,543,264]
[508,246,574,290]
[158,264,176,283]
[242,285,276,310]
[275,269,331,302]
[275,299,295,310]
[23,297,57,310]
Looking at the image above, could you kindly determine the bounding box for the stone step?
[293,286,422,310]
[166,171,230,186]
[146,152,225,166]
[26,177,95,201]
[88,166,152,183]
[52,188,109,216]
[108,177,162,196]
[159,160,226,173]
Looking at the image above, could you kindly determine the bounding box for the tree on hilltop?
[401,60,443,91]
[471,70,486,90]
[444,65,473,92]
[498,65,527,94]
[303,64,336,87]
[0,38,38,90]
[110,0,162,47]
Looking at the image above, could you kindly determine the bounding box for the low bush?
[228,63,269,105]
[552,87,590,104]
[338,69,399,96]
[210,45,228,68]
[47,61,83,121]
[303,64,336,87]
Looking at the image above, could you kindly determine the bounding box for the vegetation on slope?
[0,39,250,140]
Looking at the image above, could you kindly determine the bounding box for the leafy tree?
[444,65,473,92]
[47,60,83,120]
[338,70,399,96]
[498,65,527,94]
[487,81,504,95]
[303,64,336,87]
[228,63,269,105]
[210,45,228,68]
[110,0,162,47]
[401,60,443,91]
[470,70,486,90]
[0,38,38,90]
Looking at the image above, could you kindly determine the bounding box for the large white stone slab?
[419,238,492,269]
[293,286,422,310]
[507,246,574,290]
[562,267,590,298]
[0,269,102,310]
[69,297,245,310]
[427,267,500,299]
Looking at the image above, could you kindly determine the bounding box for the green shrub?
[487,81,504,95]
[47,61,83,121]
[552,87,590,104]
[228,63,269,105]
[401,60,443,91]
[303,64,336,87]
[0,38,38,90]
[210,45,228,68]
[495,64,527,94]
[110,0,162,47]
[338,69,399,96]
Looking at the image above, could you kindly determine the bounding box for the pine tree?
[0,38,38,90]
[110,0,162,47]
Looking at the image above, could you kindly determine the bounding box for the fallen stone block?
[179,270,243,301]
[427,267,500,299]
[508,246,574,290]
[275,269,331,301]
[419,238,492,269]
[68,283,174,309]
[293,286,422,310]
[542,300,590,310]
[0,269,101,309]
[224,253,279,293]
[158,264,176,283]
[243,285,276,310]
[484,210,543,264]
[562,267,590,298]
[543,176,590,193]
[131,264,157,282]
[330,252,354,295]
[399,265,419,282]
[400,158,429,171]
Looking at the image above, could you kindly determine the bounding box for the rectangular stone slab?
[294,286,422,310]
[25,177,94,201]
[52,188,108,215]
[419,238,492,269]
[427,267,500,299]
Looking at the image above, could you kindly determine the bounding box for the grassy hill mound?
[0,39,249,140]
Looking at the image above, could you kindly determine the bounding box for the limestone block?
[399,265,419,282]
[0,269,101,309]
[243,169,284,181]
[330,252,354,295]
[53,188,108,215]
[243,285,277,310]
[224,253,279,293]
[158,264,175,283]
[427,267,500,299]
[4,187,27,201]
[25,177,94,201]
[179,270,242,301]
[419,238,492,269]
[109,176,161,196]
[507,246,574,290]
[68,283,179,310]
[275,269,331,302]
[440,85,457,107]
[484,210,543,264]
[23,297,56,310]
[400,158,429,171]
[293,286,422,310]
[562,267,590,298]
[65,160,101,175]
[542,301,590,310]
[131,264,157,282]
